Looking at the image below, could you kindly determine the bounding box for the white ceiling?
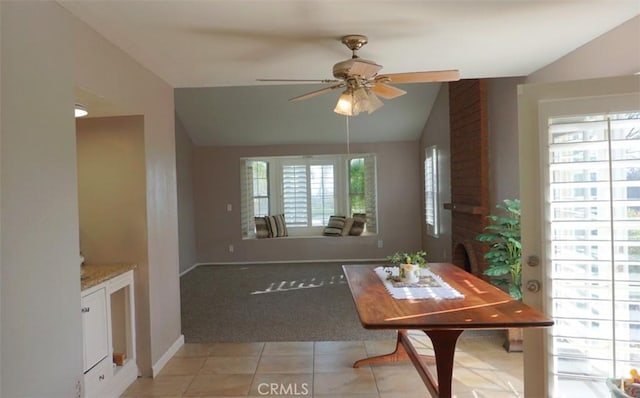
[61,1,639,146]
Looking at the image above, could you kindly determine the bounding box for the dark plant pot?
[503,327,523,352]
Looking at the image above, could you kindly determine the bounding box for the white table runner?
[374,266,465,300]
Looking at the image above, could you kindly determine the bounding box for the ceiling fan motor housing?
[332,58,379,80]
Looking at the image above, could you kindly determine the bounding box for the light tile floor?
[122,331,523,398]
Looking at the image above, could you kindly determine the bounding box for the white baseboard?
[179,259,385,276]
[179,263,204,277]
[196,258,386,266]
[151,334,184,377]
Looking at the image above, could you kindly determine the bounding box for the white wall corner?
[151,334,184,377]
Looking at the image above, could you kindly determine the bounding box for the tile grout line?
[247,342,267,397]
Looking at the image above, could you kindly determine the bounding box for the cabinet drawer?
[84,356,112,397]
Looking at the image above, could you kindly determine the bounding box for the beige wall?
[419,85,453,262]
[193,142,423,263]
[0,0,3,388]
[77,116,148,264]
[73,16,182,375]
[175,116,197,274]
[528,15,640,83]
[1,2,84,396]
[487,77,526,207]
[1,3,182,393]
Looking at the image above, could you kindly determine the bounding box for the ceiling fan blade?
[372,82,407,99]
[257,78,340,83]
[377,70,460,84]
[289,84,345,102]
[349,60,383,79]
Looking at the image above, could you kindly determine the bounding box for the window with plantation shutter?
[282,159,335,227]
[240,154,378,237]
[544,109,640,396]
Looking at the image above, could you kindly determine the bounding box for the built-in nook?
[452,241,480,275]
[76,113,149,393]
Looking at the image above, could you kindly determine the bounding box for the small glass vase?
[400,263,420,283]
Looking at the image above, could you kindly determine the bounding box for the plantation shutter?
[546,111,640,388]
[425,146,439,237]
[282,164,308,226]
[364,155,377,233]
[240,160,255,238]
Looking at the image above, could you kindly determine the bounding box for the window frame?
[251,160,270,217]
[241,153,378,238]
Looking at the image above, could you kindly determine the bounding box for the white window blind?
[546,111,640,394]
[425,146,439,237]
[240,160,255,237]
[282,164,308,226]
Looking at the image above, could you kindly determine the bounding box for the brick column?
[448,79,489,276]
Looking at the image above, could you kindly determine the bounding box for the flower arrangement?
[386,250,428,267]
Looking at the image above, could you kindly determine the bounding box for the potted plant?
[386,250,428,282]
[476,198,523,351]
[386,250,428,267]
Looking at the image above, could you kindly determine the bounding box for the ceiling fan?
[258,34,460,116]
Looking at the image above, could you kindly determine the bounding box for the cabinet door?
[82,288,109,372]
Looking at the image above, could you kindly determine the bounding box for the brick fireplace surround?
[447,79,490,277]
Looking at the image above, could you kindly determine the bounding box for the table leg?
[352,329,461,398]
[423,329,464,398]
[353,330,411,368]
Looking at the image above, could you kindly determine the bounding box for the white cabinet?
[82,287,109,372]
[81,269,137,398]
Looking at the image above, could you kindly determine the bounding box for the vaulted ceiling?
[61,1,639,146]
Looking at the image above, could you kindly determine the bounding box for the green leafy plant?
[386,250,428,267]
[476,199,522,300]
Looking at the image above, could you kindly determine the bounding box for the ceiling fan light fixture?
[334,90,355,116]
[361,90,383,114]
[334,87,383,116]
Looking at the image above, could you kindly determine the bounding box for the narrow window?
[252,160,269,217]
[349,158,365,214]
[424,146,439,237]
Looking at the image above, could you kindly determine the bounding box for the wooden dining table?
[342,263,553,398]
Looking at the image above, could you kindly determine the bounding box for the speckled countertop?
[81,263,137,291]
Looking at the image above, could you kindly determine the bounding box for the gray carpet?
[180,262,396,343]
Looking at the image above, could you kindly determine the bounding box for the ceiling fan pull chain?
[345,115,350,155]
